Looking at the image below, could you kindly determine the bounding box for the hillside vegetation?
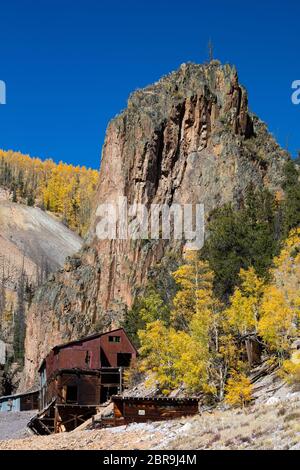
[124,160,300,405]
[0,150,99,236]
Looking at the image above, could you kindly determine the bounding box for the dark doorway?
[100,386,118,403]
[100,347,110,367]
[117,353,132,367]
[66,385,78,403]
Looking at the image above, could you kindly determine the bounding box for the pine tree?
[204,188,279,299]
[281,161,300,236]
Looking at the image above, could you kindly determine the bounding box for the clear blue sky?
[0,0,299,169]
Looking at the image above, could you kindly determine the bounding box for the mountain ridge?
[22,61,289,388]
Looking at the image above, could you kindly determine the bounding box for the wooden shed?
[97,396,200,427]
[0,390,39,412]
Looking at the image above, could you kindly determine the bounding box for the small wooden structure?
[97,396,200,428]
[0,390,39,412]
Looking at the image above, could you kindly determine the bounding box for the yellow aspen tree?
[0,149,98,236]
[225,371,253,408]
[258,286,297,356]
[224,267,264,337]
[171,250,214,331]
[138,320,192,394]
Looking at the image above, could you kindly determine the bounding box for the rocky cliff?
[0,201,83,394]
[23,61,288,388]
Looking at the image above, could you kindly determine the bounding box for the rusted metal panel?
[100,329,137,368]
[49,370,101,406]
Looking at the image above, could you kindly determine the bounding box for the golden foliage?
[138,320,193,394]
[258,285,297,354]
[136,230,300,400]
[279,354,300,387]
[171,251,216,331]
[138,319,212,394]
[257,229,300,355]
[225,372,253,408]
[225,267,264,336]
[0,149,98,236]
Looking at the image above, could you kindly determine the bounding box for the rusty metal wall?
[100,330,137,367]
[43,370,122,408]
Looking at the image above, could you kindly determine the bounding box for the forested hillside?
[124,160,300,405]
[0,150,99,236]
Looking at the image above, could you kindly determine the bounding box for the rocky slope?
[0,201,83,285]
[0,201,83,393]
[23,61,289,388]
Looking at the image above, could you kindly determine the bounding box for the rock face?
[23,62,288,388]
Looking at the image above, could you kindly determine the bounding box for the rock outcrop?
[23,62,288,388]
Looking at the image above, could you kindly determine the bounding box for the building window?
[117,352,132,367]
[85,351,91,366]
[66,385,78,403]
[108,336,121,343]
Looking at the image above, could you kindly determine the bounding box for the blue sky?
[0,0,299,169]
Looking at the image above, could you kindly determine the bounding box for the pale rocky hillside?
[0,200,83,393]
[0,201,83,285]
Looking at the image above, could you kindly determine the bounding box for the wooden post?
[119,367,123,393]
[54,406,59,433]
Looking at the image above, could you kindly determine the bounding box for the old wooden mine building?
[29,328,137,434]
[1,328,200,435]
[96,396,200,428]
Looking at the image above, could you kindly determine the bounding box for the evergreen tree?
[282,160,300,236]
[203,187,279,299]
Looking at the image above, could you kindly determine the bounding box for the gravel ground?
[1,383,300,449]
[1,394,300,450]
[0,411,36,441]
